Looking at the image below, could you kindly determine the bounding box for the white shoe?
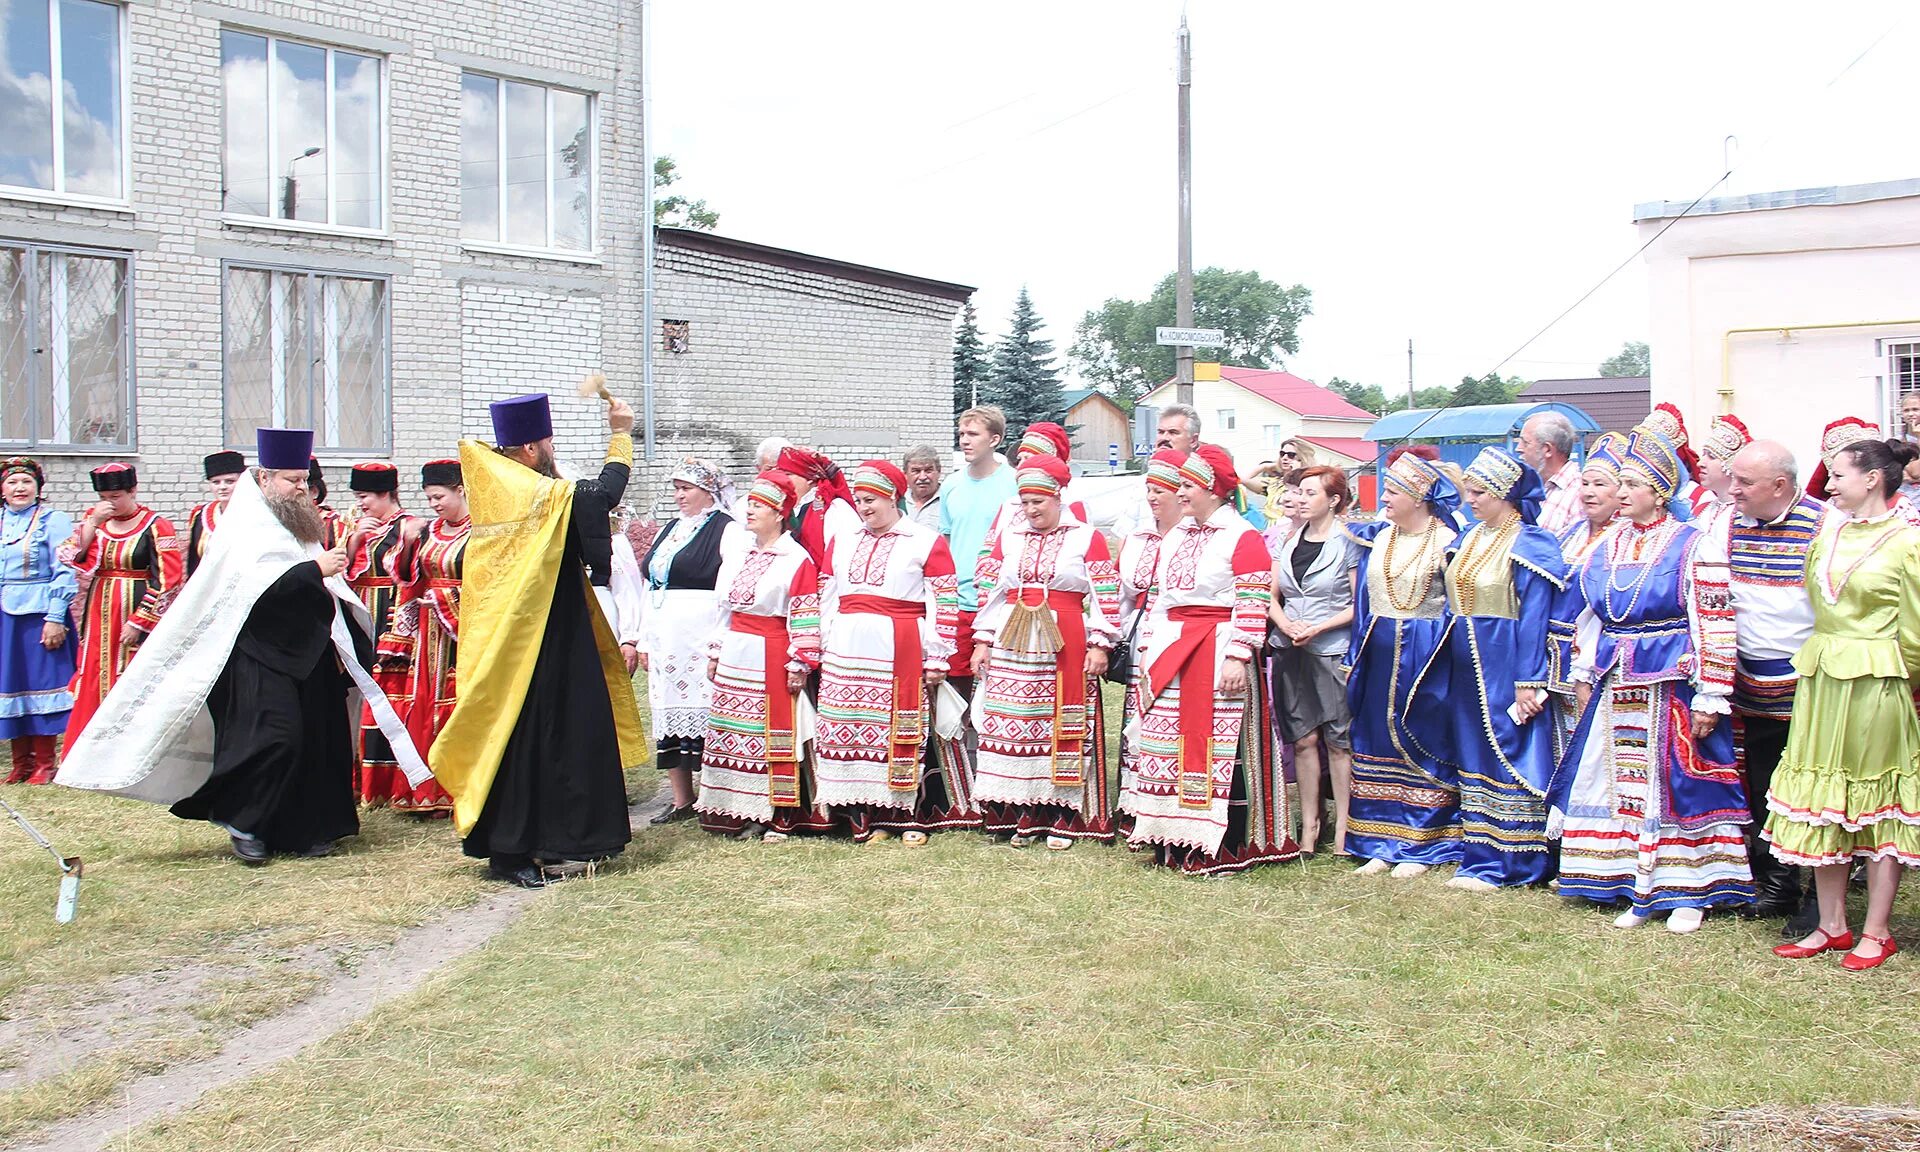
[1444,875,1498,892]
[1667,908,1704,935]
[1045,835,1073,851]
[1353,859,1391,876]
[1389,862,1430,879]
[901,830,929,847]
[1613,909,1651,929]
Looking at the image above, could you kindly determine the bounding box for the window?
[1892,340,1920,437]
[460,72,596,252]
[222,265,389,452]
[1216,408,1236,431]
[0,243,131,448]
[1263,424,1285,449]
[221,31,384,229]
[0,0,126,202]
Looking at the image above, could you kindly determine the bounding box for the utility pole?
[638,0,656,460]
[1174,16,1194,406]
[1407,338,1414,407]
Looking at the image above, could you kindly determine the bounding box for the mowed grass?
[107,818,1920,1152]
[0,779,494,1139]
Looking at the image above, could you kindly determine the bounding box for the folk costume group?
[19,391,1920,968]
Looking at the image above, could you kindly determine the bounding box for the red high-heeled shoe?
[1773,927,1855,959]
[1840,934,1899,971]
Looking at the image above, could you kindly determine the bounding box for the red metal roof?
[1148,366,1378,422]
[1298,436,1375,464]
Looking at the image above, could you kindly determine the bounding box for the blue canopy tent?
[1362,401,1603,473]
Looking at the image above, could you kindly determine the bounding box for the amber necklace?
[1816,512,1906,605]
[1451,515,1519,616]
[1380,522,1441,613]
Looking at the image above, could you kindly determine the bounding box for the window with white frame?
[460,72,596,252]
[222,265,389,452]
[221,31,384,229]
[1263,424,1285,449]
[1216,408,1236,431]
[0,0,126,202]
[1891,340,1920,407]
[0,243,131,448]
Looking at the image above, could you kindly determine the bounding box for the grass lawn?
[99,815,1920,1151]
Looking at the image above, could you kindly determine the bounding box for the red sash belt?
[732,612,802,804]
[1015,589,1089,788]
[353,576,397,588]
[98,568,149,579]
[426,578,460,590]
[840,594,927,791]
[1142,605,1233,809]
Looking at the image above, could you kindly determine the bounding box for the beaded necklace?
[1380,523,1441,613]
[1451,516,1519,616]
[1601,515,1671,625]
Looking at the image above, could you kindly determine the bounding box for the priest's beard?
[496,443,558,478]
[266,490,327,545]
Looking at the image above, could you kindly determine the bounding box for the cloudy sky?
[651,0,1913,395]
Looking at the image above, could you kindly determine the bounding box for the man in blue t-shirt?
[937,404,1017,690]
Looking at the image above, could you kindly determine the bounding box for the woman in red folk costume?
[696,471,825,840]
[185,451,247,578]
[1114,450,1188,831]
[60,464,184,753]
[344,462,422,803]
[813,460,971,844]
[374,461,467,814]
[984,422,1090,539]
[970,454,1122,849]
[1121,444,1300,874]
[309,458,343,547]
[775,446,860,569]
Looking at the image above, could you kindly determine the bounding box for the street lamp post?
[282,146,323,219]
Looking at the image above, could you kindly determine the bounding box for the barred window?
[0,0,126,202]
[460,72,595,252]
[222,265,389,452]
[0,243,132,448]
[221,31,384,229]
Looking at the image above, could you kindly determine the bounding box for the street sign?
[1107,442,1120,472]
[1155,326,1226,347]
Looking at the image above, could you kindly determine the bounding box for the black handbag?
[1102,608,1145,686]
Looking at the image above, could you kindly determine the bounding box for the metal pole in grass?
[0,794,81,923]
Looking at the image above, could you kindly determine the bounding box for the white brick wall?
[0,0,962,530]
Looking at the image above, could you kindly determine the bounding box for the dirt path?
[5,885,536,1152]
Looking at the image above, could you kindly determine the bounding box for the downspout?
[1720,320,1920,412]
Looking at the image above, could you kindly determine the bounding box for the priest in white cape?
[57,428,430,864]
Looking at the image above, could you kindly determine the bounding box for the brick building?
[1,0,967,524]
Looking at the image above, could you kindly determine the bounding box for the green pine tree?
[984,288,1067,452]
[952,300,990,427]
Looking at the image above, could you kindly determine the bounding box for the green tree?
[1599,340,1650,377]
[1327,378,1451,416]
[1070,268,1313,409]
[653,156,719,231]
[983,288,1066,451]
[952,300,990,425]
[1452,372,1529,407]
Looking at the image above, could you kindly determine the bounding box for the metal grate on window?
[0,242,131,448]
[223,264,389,453]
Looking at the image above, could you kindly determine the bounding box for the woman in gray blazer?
[1269,466,1358,855]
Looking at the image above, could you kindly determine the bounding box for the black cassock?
[171,561,363,852]
[462,458,632,864]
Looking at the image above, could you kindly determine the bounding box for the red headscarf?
[1015,454,1072,496]
[775,446,854,509]
[1016,422,1072,462]
[745,469,802,519]
[851,459,909,503]
[1188,443,1239,499]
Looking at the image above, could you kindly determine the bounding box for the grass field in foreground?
[110,819,1920,1152]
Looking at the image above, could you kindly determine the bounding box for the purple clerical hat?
[490,393,553,448]
[257,428,315,471]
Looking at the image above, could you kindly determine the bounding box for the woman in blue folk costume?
[1417,446,1569,891]
[1548,428,1753,934]
[1345,450,1464,878]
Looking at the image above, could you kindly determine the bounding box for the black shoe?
[291,841,336,859]
[229,834,269,866]
[1782,886,1821,940]
[648,804,695,826]
[489,862,548,888]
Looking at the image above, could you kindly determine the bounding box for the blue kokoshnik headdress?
[1465,446,1544,525]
